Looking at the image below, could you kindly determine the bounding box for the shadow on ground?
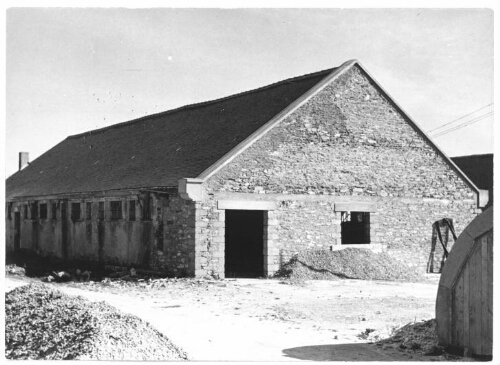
[282,343,448,361]
[283,343,394,361]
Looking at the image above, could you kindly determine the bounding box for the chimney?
[19,152,29,171]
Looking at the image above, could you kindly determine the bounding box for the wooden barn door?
[451,230,493,357]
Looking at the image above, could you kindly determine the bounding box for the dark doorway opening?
[225,210,264,278]
[14,212,21,251]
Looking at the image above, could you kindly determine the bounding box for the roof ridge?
[67,67,335,140]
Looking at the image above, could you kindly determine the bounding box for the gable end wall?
[192,65,478,277]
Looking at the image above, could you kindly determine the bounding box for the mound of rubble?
[376,319,441,354]
[5,284,188,360]
[275,248,422,282]
[370,319,465,360]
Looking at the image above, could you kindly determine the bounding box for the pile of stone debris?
[40,269,93,283]
[375,319,441,354]
[361,320,467,361]
[274,248,422,283]
[5,283,188,360]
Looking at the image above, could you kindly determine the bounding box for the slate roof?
[451,154,493,192]
[6,68,335,199]
[452,154,493,207]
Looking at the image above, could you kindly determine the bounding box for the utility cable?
[429,111,493,138]
[427,103,493,134]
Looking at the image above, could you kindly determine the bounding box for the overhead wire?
[429,111,493,138]
[426,103,493,134]
[402,103,492,163]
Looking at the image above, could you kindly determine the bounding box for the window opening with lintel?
[341,211,370,244]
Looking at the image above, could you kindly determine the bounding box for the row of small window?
[70,201,135,221]
[9,200,139,221]
[15,202,57,220]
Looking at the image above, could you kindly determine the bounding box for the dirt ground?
[4,273,459,361]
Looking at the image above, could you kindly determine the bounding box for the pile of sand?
[5,283,188,360]
[275,248,422,282]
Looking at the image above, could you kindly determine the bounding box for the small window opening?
[86,202,92,220]
[142,192,151,220]
[30,202,38,220]
[341,211,370,244]
[51,203,57,220]
[110,201,122,220]
[24,204,28,219]
[39,203,48,220]
[98,202,105,220]
[71,203,81,221]
[7,203,12,220]
[129,200,136,221]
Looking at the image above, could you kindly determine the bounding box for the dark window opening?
[341,211,370,244]
[110,201,122,220]
[61,202,67,220]
[7,203,12,220]
[14,211,21,251]
[24,205,28,219]
[142,192,151,220]
[51,203,57,220]
[129,200,136,221]
[71,203,81,221]
[86,202,92,220]
[225,210,264,278]
[98,202,105,220]
[39,203,48,220]
[30,202,38,220]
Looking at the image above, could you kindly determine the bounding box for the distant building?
[5,60,488,278]
[452,154,493,207]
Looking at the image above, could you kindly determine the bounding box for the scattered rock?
[5,264,26,276]
[52,271,72,282]
[358,328,376,339]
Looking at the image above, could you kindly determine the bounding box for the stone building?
[5,60,488,278]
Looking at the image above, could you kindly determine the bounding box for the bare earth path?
[4,275,444,361]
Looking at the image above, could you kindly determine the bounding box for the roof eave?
[6,185,178,201]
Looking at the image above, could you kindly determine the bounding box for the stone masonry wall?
[206,65,475,200]
[199,64,479,275]
[193,198,226,278]
[195,192,476,275]
[150,195,196,276]
[273,197,475,270]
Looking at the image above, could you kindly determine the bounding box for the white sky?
[3,4,496,177]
